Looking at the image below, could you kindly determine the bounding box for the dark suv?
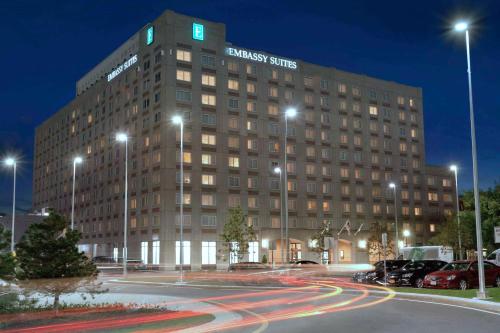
[353,260,409,284]
[387,260,447,288]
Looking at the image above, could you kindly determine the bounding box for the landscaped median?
[393,287,500,303]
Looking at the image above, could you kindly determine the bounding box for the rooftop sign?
[225,47,297,70]
[193,23,204,41]
[107,54,138,82]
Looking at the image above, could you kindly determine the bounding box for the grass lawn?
[393,287,500,302]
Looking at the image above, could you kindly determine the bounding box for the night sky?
[0,0,498,213]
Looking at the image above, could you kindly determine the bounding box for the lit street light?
[283,107,297,263]
[4,157,17,253]
[172,115,185,283]
[71,156,83,230]
[116,133,129,275]
[450,165,463,260]
[403,229,410,247]
[389,182,399,258]
[453,20,486,299]
[273,166,284,263]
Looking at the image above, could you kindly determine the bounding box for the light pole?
[172,115,185,283]
[403,229,410,247]
[389,182,399,259]
[273,166,284,263]
[71,156,83,230]
[4,157,16,253]
[283,107,297,263]
[116,133,129,276]
[450,165,463,260]
[453,20,486,299]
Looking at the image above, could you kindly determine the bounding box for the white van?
[486,249,500,266]
[401,246,454,262]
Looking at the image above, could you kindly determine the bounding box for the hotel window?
[307,200,317,211]
[201,134,216,145]
[414,207,422,216]
[247,119,257,131]
[202,113,217,126]
[353,151,362,163]
[176,49,191,62]
[202,74,216,86]
[353,119,362,129]
[306,182,317,194]
[411,128,418,139]
[397,96,405,105]
[228,117,239,129]
[176,193,191,205]
[427,176,436,186]
[177,69,191,82]
[352,87,360,96]
[202,194,216,206]
[412,159,420,169]
[320,96,329,107]
[370,137,379,149]
[373,204,382,215]
[304,94,314,105]
[202,174,215,185]
[246,64,257,75]
[270,69,278,80]
[414,191,421,200]
[372,154,379,165]
[228,99,239,109]
[228,156,240,168]
[268,86,278,97]
[401,190,409,200]
[248,197,258,208]
[356,203,364,214]
[343,202,351,213]
[306,146,316,158]
[322,166,332,177]
[399,111,406,121]
[320,79,329,90]
[130,217,137,228]
[247,138,258,150]
[399,142,407,152]
[288,180,297,192]
[228,79,239,90]
[201,54,216,67]
[305,128,315,140]
[268,122,280,136]
[267,104,279,116]
[271,217,280,228]
[320,113,330,124]
[442,178,451,187]
[228,195,241,207]
[354,135,362,146]
[152,241,160,265]
[228,176,240,188]
[369,105,378,116]
[428,192,438,201]
[201,153,215,166]
[268,141,280,153]
[270,178,280,190]
[248,158,258,169]
[322,201,331,212]
[338,83,347,94]
[228,61,238,72]
[285,90,294,101]
[429,224,436,233]
[202,94,216,106]
[304,76,313,87]
[305,111,314,122]
[322,183,332,194]
[176,90,192,102]
[248,177,258,189]
[340,168,349,178]
[306,164,315,175]
[284,72,293,82]
[247,101,257,112]
[247,82,256,94]
[410,113,417,123]
[354,168,363,179]
[411,144,419,154]
[443,194,453,202]
[270,198,280,209]
[288,199,297,210]
[321,148,331,160]
[175,241,191,265]
[340,134,348,145]
[321,130,329,142]
[202,241,216,265]
[402,206,410,216]
[287,144,296,154]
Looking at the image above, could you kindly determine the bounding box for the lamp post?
[283,108,297,263]
[116,133,129,276]
[403,229,410,247]
[453,20,486,299]
[4,157,16,253]
[273,166,284,263]
[389,182,399,259]
[450,165,463,260]
[172,115,185,283]
[71,156,83,230]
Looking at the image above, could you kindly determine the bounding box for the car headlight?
[402,273,414,278]
[446,275,456,281]
[424,275,431,281]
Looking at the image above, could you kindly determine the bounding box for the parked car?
[289,260,326,270]
[228,262,270,271]
[92,256,145,270]
[486,249,500,266]
[386,260,447,288]
[423,261,500,290]
[353,260,409,284]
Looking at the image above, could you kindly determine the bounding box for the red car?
[423,260,500,290]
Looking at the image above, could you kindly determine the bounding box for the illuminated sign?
[107,55,138,82]
[146,26,154,45]
[225,47,297,70]
[193,23,204,41]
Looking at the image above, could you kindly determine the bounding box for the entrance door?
[290,243,302,261]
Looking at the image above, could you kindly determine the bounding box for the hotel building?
[33,10,456,268]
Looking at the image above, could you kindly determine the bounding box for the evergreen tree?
[0,225,16,280]
[15,212,101,311]
[220,206,256,263]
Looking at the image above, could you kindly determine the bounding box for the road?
[3,270,499,332]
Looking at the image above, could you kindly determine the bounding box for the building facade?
[33,10,456,268]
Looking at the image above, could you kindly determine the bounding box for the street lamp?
[172,115,185,283]
[71,156,83,230]
[389,182,399,258]
[450,165,463,260]
[403,229,410,247]
[116,132,129,275]
[283,107,297,263]
[453,20,486,299]
[273,166,284,263]
[4,157,16,253]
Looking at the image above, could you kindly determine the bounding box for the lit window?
[228,156,240,168]
[176,69,191,82]
[228,79,239,90]
[201,133,216,145]
[201,94,216,106]
[176,50,192,62]
[202,74,216,86]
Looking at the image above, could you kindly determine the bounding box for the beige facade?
[33,10,455,268]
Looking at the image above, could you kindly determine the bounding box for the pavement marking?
[208,300,269,333]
